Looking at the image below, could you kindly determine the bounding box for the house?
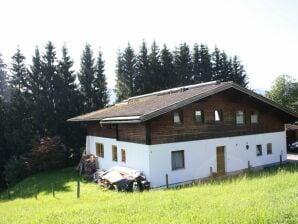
[68,81,297,188]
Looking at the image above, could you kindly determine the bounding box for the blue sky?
[0,0,297,93]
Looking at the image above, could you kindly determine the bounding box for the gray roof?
[68,81,298,123]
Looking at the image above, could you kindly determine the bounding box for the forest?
[0,41,248,190]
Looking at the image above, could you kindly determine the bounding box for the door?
[216,146,225,174]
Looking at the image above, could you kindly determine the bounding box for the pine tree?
[174,43,193,86]
[135,41,150,95]
[28,47,47,136]
[10,49,28,91]
[41,41,59,135]
[0,53,8,99]
[211,47,221,81]
[218,51,232,82]
[192,44,201,83]
[160,44,175,89]
[148,41,162,92]
[57,45,85,151]
[78,43,96,112]
[230,56,248,87]
[197,44,212,83]
[93,50,109,108]
[115,43,136,101]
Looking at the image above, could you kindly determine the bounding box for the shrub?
[27,136,68,172]
[4,157,28,186]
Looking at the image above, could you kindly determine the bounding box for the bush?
[4,157,28,186]
[27,136,68,172]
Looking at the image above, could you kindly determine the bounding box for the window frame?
[171,150,185,170]
[173,111,183,125]
[236,110,245,125]
[96,143,104,158]
[121,149,126,163]
[195,110,204,123]
[214,109,223,122]
[267,143,272,155]
[250,111,259,124]
[256,144,262,157]
[112,145,118,161]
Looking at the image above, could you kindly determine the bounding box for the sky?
[0,0,298,93]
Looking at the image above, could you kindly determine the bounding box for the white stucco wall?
[86,131,287,188]
[86,136,151,178]
[148,131,287,188]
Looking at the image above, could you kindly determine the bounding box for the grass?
[0,164,297,224]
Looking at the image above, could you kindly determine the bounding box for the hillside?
[0,164,297,224]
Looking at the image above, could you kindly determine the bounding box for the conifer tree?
[135,41,150,94]
[115,43,136,101]
[41,41,59,135]
[7,49,35,157]
[230,56,248,87]
[57,45,85,150]
[211,47,221,81]
[174,43,193,85]
[10,49,28,91]
[148,41,162,92]
[78,43,96,112]
[0,53,8,99]
[28,47,47,136]
[160,44,175,89]
[197,44,212,82]
[192,44,201,83]
[93,50,109,108]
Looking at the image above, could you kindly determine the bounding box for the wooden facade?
[87,89,289,145]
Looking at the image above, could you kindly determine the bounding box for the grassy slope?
[0,164,297,224]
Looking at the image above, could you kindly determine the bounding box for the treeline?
[116,41,248,101]
[0,42,108,189]
[0,40,249,190]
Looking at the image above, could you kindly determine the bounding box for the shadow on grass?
[0,167,81,201]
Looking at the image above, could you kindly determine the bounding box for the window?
[112,145,117,161]
[251,111,259,124]
[256,144,262,156]
[214,110,223,122]
[121,149,126,162]
[171,150,185,170]
[195,110,204,123]
[96,143,104,158]
[236,110,245,125]
[174,111,183,124]
[267,143,272,155]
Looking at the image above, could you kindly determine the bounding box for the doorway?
[216,146,225,174]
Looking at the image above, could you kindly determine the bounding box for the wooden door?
[216,146,225,174]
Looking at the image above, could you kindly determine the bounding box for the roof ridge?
[125,80,222,103]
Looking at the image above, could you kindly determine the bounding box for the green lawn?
[0,164,297,224]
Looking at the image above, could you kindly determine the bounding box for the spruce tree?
[57,45,85,151]
[160,44,175,89]
[148,41,162,92]
[93,50,109,108]
[174,43,193,86]
[10,49,28,91]
[78,43,96,112]
[0,53,8,99]
[218,51,232,82]
[192,44,201,83]
[115,43,136,101]
[135,41,150,95]
[211,47,221,81]
[198,44,212,83]
[230,56,248,87]
[28,47,47,136]
[41,41,59,135]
